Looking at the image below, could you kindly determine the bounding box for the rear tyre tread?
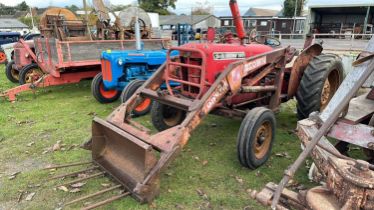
[19,63,40,85]
[296,54,343,120]
[5,61,19,83]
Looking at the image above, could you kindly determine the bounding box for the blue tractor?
[92,11,180,116]
[91,48,179,114]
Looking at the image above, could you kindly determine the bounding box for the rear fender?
[287,44,323,98]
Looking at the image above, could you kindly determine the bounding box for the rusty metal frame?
[269,36,374,209]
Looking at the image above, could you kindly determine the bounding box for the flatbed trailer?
[1,38,168,101]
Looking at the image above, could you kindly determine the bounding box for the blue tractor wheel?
[91,72,121,103]
[121,80,152,117]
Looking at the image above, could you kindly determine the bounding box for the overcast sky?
[0,0,373,16]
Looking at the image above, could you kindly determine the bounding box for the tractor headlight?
[118,58,123,66]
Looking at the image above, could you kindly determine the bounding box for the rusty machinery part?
[296,54,344,120]
[92,0,111,22]
[253,133,374,209]
[237,107,276,169]
[121,80,153,117]
[39,7,89,41]
[5,61,19,83]
[18,63,44,85]
[270,36,374,209]
[91,72,121,103]
[118,6,152,39]
[41,161,131,209]
[39,7,79,31]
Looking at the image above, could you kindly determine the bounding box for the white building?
[0,18,30,35]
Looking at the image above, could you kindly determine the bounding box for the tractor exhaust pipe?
[135,4,142,51]
[229,0,246,44]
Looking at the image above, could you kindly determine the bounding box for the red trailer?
[1,38,168,101]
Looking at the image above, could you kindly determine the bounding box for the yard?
[0,64,312,210]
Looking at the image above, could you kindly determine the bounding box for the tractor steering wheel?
[253,35,281,47]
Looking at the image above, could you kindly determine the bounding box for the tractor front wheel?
[121,80,152,117]
[5,61,19,83]
[0,50,6,64]
[19,63,44,85]
[151,101,186,131]
[91,72,121,103]
[296,54,344,120]
[237,107,276,169]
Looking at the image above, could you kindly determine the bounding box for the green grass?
[0,64,311,210]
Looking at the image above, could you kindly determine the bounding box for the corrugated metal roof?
[159,15,216,25]
[0,18,28,29]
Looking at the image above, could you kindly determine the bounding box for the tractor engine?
[167,42,273,103]
[13,41,35,70]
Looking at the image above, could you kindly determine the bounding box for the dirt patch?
[3,158,45,175]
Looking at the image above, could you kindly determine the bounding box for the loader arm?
[91,46,292,203]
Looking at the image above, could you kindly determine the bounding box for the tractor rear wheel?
[296,54,344,120]
[121,80,152,117]
[151,101,186,131]
[91,72,121,103]
[19,63,44,85]
[5,61,19,83]
[237,107,276,169]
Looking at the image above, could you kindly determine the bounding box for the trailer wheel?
[296,54,344,120]
[91,72,121,103]
[5,61,19,83]
[121,80,152,117]
[151,101,186,131]
[19,63,44,85]
[237,107,276,169]
[0,50,6,64]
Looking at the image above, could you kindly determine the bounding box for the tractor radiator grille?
[101,59,112,82]
[14,49,20,65]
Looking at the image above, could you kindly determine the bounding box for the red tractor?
[54,0,344,207]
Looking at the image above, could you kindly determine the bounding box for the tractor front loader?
[90,45,295,202]
[54,0,343,207]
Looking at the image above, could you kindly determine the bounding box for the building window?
[282,22,287,28]
[250,20,256,27]
[224,20,229,26]
[260,21,267,26]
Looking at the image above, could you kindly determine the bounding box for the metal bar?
[58,172,105,187]
[241,85,276,93]
[44,161,92,170]
[166,77,201,88]
[81,192,130,210]
[168,62,203,70]
[64,185,122,206]
[48,166,99,180]
[271,37,374,209]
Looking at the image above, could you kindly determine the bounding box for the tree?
[65,4,80,12]
[0,3,16,15]
[192,1,213,15]
[138,0,177,15]
[19,16,40,28]
[16,1,29,11]
[283,0,305,17]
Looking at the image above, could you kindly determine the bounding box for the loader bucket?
[91,117,160,203]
